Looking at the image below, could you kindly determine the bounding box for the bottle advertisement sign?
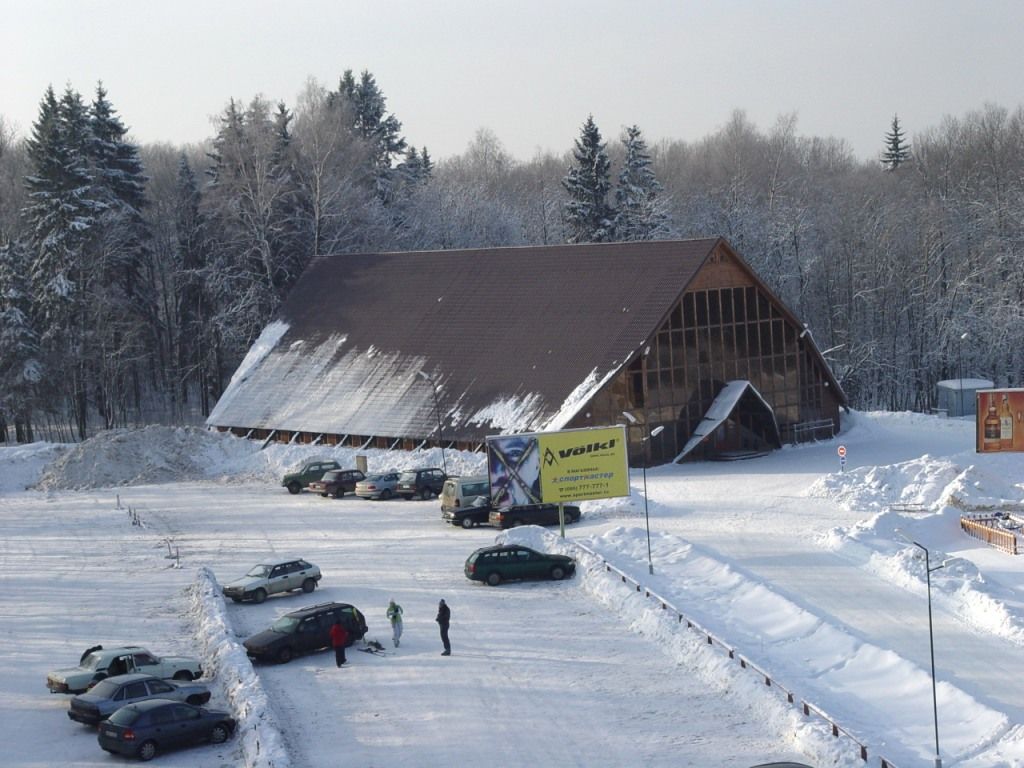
[486,425,629,506]
[976,388,1024,453]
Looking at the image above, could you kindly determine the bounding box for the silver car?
[222,558,321,604]
[353,471,401,500]
[68,672,212,726]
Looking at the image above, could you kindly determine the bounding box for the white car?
[221,558,322,603]
[46,645,203,694]
[354,471,401,500]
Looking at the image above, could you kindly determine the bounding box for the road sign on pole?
[837,445,847,458]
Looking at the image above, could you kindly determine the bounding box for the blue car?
[97,698,235,761]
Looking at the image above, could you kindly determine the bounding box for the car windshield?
[89,678,121,697]
[246,565,271,578]
[322,471,341,481]
[271,616,300,634]
[367,474,390,482]
[398,471,417,481]
[80,651,105,671]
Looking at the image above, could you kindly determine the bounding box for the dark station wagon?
[465,544,576,586]
[396,468,447,500]
[244,601,367,664]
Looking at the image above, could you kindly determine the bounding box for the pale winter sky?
[3,0,1022,163]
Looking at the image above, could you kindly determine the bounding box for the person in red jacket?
[330,619,349,667]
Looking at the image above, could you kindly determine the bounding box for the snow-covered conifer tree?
[562,115,614,243]
[613,125,670,241]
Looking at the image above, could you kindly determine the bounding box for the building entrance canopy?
[673,380,781,462]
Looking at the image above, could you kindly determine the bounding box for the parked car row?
[282,459,449,502]
[47,645,229,762]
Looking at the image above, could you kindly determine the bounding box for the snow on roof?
[936,378,995,390]
[207,240,724,441]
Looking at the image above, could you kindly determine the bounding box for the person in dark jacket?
[436,599,451,655]
[330,619,349,667]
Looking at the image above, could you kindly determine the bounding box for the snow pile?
[187,568,289,768]
[28,425,490,490]
[33,427,256,490]
[0,441,67,492]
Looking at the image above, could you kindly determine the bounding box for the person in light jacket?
[436,599,451,656]
[386,599,404,648]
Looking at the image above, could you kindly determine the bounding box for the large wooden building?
[207,238,845,465]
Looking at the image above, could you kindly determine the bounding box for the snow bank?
[187,568,289,768]
[812,448,1024,645]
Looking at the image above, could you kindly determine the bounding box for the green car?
[282,459,340,494]
[464,544,576,586]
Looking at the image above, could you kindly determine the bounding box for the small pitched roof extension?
[208,239,724,442]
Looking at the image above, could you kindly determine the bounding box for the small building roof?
[936,379,995,390]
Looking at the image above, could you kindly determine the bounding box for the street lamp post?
[957,332,968,417]
[903,536,945,768]
[640,426,665,575]
[417,371,448,475]
[622,411,663,575]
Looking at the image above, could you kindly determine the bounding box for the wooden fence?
[572,541,900,768]
[960,515,1020,555]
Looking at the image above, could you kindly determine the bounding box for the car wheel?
[287,482,301,495]
[186,694,205,705]
[173,670,193,681]
[486,572,502,586]
[333,488,344,499]
[420,488,432,500]
[252,588,267,604]
[460,517,474,529]
[137,740,158,761]
[277,646,293,664]
[301,578,316,593]
[550,566,566,580]
[380,489,393,500]
[209,723,231,744]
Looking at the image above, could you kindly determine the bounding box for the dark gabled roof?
[208,239,722,441]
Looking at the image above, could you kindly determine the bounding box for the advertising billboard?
[976,388,1024,453]
[486,425,629,506]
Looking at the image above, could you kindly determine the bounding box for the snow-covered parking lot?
[3,411,1024,767]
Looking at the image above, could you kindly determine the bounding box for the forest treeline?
[0,71,1022,442]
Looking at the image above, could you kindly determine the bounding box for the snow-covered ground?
[2,411,1023,767]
